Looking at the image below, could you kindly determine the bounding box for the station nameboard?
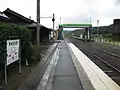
[7,39,19,66]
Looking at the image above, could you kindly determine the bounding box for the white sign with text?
[7,39,19,66]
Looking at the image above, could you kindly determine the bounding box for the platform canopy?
[59,24,92,28]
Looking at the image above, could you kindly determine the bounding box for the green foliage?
[108,34,120,41]
[0,22,33,63]
[91,26,112,35]
[73,29,85,37]
[30,44,41,61]
[63,30,73,38]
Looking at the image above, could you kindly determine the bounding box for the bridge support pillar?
[87,27,90,40]
[58,26,63,40]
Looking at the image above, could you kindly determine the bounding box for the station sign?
[7,39,19,66]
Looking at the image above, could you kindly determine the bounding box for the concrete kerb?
[65,40,95,90]
[17,43,59,90]
[36,43,60,90]
[45,44,60,90]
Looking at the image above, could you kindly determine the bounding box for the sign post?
[19,40,22,73]
[5,39,20,84]
[4,58,7,84]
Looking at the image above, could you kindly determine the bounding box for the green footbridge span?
[58,24,92,40]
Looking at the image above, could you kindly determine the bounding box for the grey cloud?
[115,0,120,4]
[62,8,99,25]
[63,16,90,24]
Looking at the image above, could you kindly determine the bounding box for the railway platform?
[36,40,120,90]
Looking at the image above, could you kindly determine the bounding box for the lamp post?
[90,17,91,24]
[97,20,99,36]
[88,17,91,40]
[60,17,61,24]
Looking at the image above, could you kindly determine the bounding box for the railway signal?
[52,13,55,30]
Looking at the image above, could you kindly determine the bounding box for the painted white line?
[69,43,120,90]
[36,44,59,90]
[46,46,60,90]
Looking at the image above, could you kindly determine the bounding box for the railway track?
[69,38,120,85]
[86,52,120,85]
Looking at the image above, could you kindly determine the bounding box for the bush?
[0,22,33,64]
[30,44,41,61]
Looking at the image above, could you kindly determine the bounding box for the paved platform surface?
[52,40,83,90]
[37,40,120,90]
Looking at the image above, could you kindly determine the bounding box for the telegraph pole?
[37,0,40,47]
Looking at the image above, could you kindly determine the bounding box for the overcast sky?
[0,0,120,29]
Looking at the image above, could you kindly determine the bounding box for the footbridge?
[58,24,92,40]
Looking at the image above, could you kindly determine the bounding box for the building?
[0,8,53,44]
[113,19,120,34]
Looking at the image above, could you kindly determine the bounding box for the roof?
[1,8,52,31]
[48,28,54,31]
[3,8,35,23]
[0,12,9,21]
[26,23,42,27]
[26,23,53,31]
[0,12,8,18]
